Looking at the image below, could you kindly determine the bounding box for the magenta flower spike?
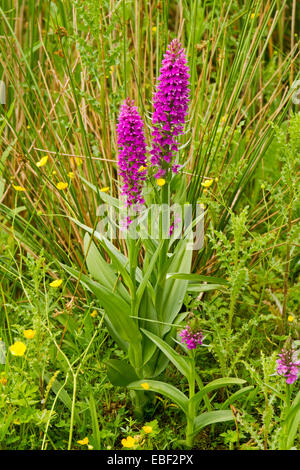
[276,347,300,384]
[117,98,147,209]
[179,325,203,350]
[151,39,190,179]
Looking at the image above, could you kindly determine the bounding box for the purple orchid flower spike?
[117,98,147,217]
[151,39,190,179]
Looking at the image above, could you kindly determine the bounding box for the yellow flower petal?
[90,310,98,318]
[23,329,36,339]
[121,436,135,448]
[9,341,26,357]
[156,178,166,187]
[36,155,49,167]
[152,26,157,32]
[288,315,294,323]
[138,166,147,173]
[201,178,214,188]
[100,187,109,192]
[142,426,152,434]
[77,437,89,445]
[12,185,26,192]
[68,171,75,179]
[56,182,68,190]
[49,279,63,288]
[0,377,7,386]
[141,382,150,390]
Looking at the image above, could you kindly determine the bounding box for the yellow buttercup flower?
[77,437,89,445]
[100,187,109,192]
[36,155,48,167]
[56,182,68,190]
[141,382,150,390]
[201,179,214,188]
[49,279,63,288]
[24,329,36,339]
[0,376,7,386]
[12,185,25,192]
[121,436,135,448]
[68,171,75,179]
[152,26,157,33]
[156,178,166,187]
[90,310,98,318]
[142,426,152,434]
[9,341,26,357]
[75,157,83,167]
[288,315,294,323]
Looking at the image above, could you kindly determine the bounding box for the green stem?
[186,351,196,448]
[158,182,170,276]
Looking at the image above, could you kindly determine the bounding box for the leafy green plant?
[127,328,249,448]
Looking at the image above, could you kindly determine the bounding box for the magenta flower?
[179,325,203,350]
[276,347,300,384]
[151,39,190,179]
[117,98,147,208]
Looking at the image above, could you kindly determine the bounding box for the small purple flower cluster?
[150,39,190,179]
[179,325,203,350]
[276,347,300,384]
[117,98,147,208]
[169,215,182,236]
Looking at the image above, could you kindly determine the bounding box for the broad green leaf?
[284,391,300,449]
[193,410,234,436]
[190,377,246,411]
[69,217,143,285]
[156,239,192,335]
[61,264,141,348]
[105,359,139,387]
[141,329,191,379]
[221,386,254,410]
[135,240,163,313]
[83,233,129,302]
[166,273,229,285]
[187,284,228,293]
[88,392,101,450]
[127,379,188,414]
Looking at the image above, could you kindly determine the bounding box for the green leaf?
[105,359,139,387]
[83,233,129,302]
[141,329,191,380]
[190,377,246,412]
[166,273,229,285]
[61,264,141,349]
[135,240,163,313]
[193,410,234,436]
[156,239,192,334]
[187,284,228,293]
[88,392,101,450]
[221,386,254,410]
[127,379,188,414]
